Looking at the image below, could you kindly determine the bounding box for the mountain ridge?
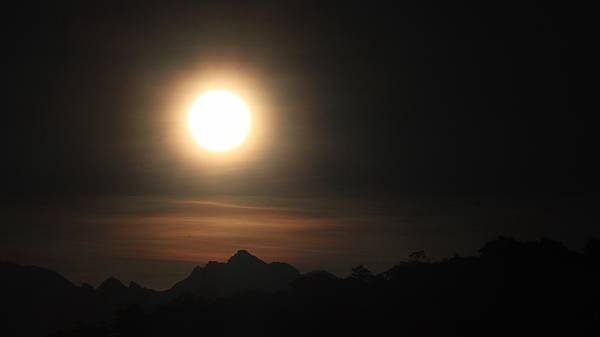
[2,237,599,337]
[0,250,300,336]
[160,250,300,302]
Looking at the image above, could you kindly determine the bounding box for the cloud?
[3,195,597,289]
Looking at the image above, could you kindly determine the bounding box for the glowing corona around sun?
[188,90,252,152]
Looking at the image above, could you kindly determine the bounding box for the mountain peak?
[227,249,266,266]
[233,249,252,257]
[98,276,126,292]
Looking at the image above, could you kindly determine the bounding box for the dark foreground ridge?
[1,237,599,337]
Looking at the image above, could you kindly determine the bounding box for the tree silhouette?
[408,250,428,263]
[351,265,373,282]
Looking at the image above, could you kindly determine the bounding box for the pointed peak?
[227,249,266,266]
[189,265,204,276]
[234,249,252,257]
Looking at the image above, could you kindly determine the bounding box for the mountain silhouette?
[3,239,600,337]
[228,249,266,265]
[0,250,300,336]
[160,250,299,301]
[97,276,127,294]
[0,262,102,337]
[96,276,156,310]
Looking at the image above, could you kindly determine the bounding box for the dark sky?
[2,1,596,288]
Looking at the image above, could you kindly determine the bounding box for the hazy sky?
[2,1,596,289]
[3,194,595,289]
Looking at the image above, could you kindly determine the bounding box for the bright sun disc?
[188,90,251,152]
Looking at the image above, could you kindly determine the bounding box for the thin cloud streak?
[4,195,592,289]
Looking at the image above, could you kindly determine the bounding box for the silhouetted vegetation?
[3,237,599,336]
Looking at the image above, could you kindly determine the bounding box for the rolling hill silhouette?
[1,238,599,337]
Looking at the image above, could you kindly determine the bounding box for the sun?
[188,90,252,152]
